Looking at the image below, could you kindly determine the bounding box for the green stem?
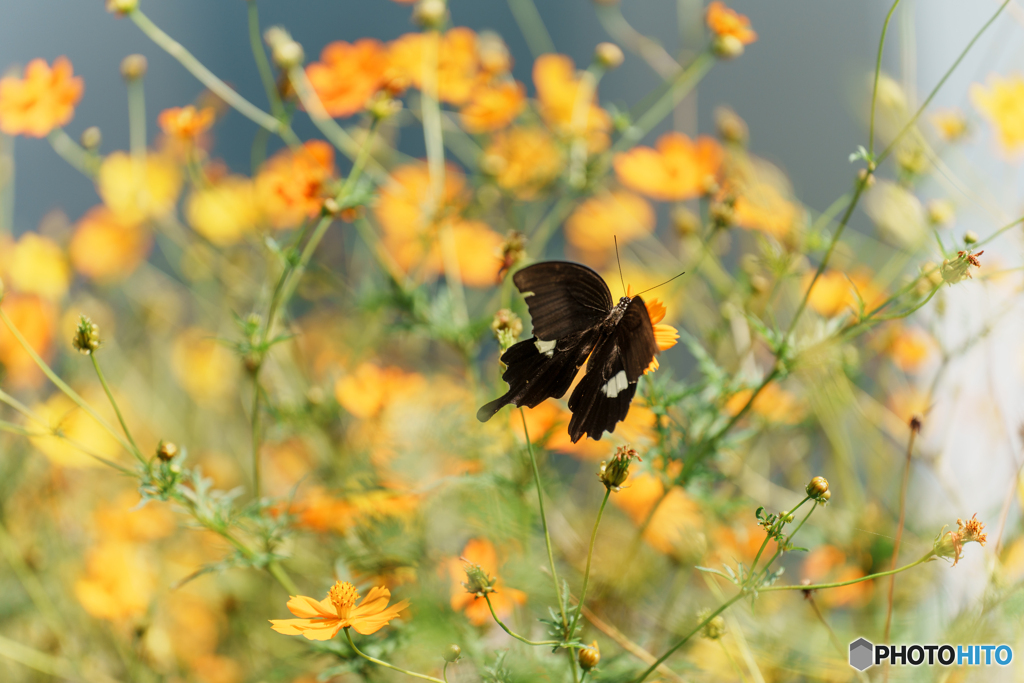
[251,369,262,498]
[247,1,284,118]
[568,489,610,638]
[868,0,902,157]
[126,75,146,163]
[877,0,1010,165]
[568,65,604,189]
[0,307,135,457]
[0,519,70,643]
[267,559,300,594]
[345,629,445,683]
[883,425,917,646]
[974,213,1024,249]
[128,9,300,146]
[0,634,122,683]
[507,0,555,57]
[761,553,934,593]
[90,353,145,464]
[47,129,97,177]
[633,592,746,683]
[484,594,561,646]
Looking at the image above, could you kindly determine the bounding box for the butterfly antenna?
[633,270,687,298]
[614,235,627,298]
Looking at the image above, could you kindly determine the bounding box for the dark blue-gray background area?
[0,1,1011,235]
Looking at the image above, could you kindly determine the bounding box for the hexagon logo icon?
[849,638,874,671]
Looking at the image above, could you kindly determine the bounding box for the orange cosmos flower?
[614,132,722,202]
[334,362,426,419]
[270,581,409,640]
[70,206,152,281]
[612,474,703,555]
[803,269,885,318]
[970,73,1024,153]
[565,191,654,267]
[533,54,611,153]
[483,126,563,198]
[447,538,526,626]
[98,152,183,225]
[7,232,69,301]
[706,2,757,45]
[886,325,935,373]
[306,39,389,118]
[733,183,800,239]
[460,80,526,133]
[389,28,479,105]
[0,57,83,137]
[800,545,873,608]
[256,141,336,229]
[724,382,806,425]
[186,176,261,245]
[74,541,155,621]
[0,294,56,389]
[158,105,215,139]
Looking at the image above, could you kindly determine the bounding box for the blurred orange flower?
[0,56,83,137]
[190,654,243,683]
[447,538,526,626]
[801,545,873,608]
[460,81,525,133]
[389,28,479,105]
[306,39,389,118]
[533,54,611,153]
[612,474,703,555]
[642,295,679,373]
[733,183,800,239]
[0,293,56,389]
[724,382,806,424]
[93,491,176,541]
[886,326,935,373]
[158,105,215,139]
[484,126,563,198]
[70,206,152,281]
[170,328,238,405]
[615,132,722,201]
[98,152,183,225]
[270,581,409,639]
[565,190,654,265]
[804,269,884,318]
[186,176,261,245]
[256,141,336,229]
[970,74,1024,153]
[74,541,155,621]
[335,363,426,419]
[706,2,757,45]
[7,232,69,300]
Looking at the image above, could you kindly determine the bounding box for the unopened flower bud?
[80,126,102,150]
[671,206,701,236]
[805,476,829,499]
[120,54,148,81]
[478,31,511,74]
[817,489,832,506]
[461,562,496,596]
[713,35,745,59]
[715,106,748,145]
[156,440,178,461]
[857,168,877,187]
[367,92,402,121]
[578,641,600,670]
[709,197,734,229]
[926,199,954,227]
[598,445,640,491]
[962,230,978,245]
[72,315,101,354]
[264,27,304,69]
[594,43,624,70]
[442,644,462,663]
[698,609,726,639]
[106,0,138,15]
[414,0,448,29]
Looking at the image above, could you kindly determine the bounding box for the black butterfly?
[476,261,660,443]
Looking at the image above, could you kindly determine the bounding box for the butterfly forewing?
[513,262,613,340]
[615,296,659,381]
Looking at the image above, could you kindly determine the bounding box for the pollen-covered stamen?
[329,581,360,618]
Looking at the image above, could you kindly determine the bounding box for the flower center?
[329,581,359,617]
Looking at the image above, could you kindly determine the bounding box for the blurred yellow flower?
[565,190,654,265]
[170,328,238,405]
[306,39,389,118]
[533,54,611,153]
[733,182,800,239]
[28,391,123,467]
[7,232,69,300]
[335,362,426,419]
[970,73,1024,153]
[706,1,757,45]
[186,176,261,246]
[614,132,722,201]
[74,541,155,621]
[460,80,525,133]
[98,152,183,224]
[270,581,409,639]
[158,105,215,139]
[887,387,929,425]
[375,162,466,238]
[190,655,243,683]
[931,108,968,142]
[724,382,806,424]
[389,28,480,105]
[256,141,336,229]
[804,269,884,318]
[94,491,176,541]
[447,538,525,626]
[886,325,935,373]
[0,56,83,137]
[70,206,152,281]
[0,293,56,389]
[483,126,563,199]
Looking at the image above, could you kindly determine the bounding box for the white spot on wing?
[535,338,557,358]
[601,370,628,397]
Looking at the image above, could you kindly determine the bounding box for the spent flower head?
[698,609,726,640]
[72,315,101,355]
[491,309,523,351]
[461,561,496,597]
[598,445,641,491]
[941,250,983,285]
[932,514,987,566]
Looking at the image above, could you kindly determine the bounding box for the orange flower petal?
[286,594,336,619]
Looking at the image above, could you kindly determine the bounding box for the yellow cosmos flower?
[970,73,1024,153]
[98,152,183,224]
[483,126,563,199]
[270,581,409,640]
[70,206,152,281]
[533,54,611,153]
[7,232,69,300]
[170,328,238,405]
[931,108,968,142]
[74,541,155,621]
[29,391,124,467]
[186,176,261,246]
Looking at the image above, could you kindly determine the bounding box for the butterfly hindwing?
[616,295,659,381]
[512,262,613,341]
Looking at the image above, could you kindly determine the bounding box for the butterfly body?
[477,261,659,442]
